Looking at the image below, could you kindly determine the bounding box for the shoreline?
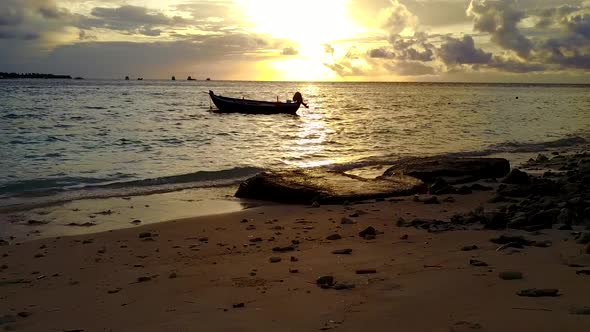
[1,150,589,331]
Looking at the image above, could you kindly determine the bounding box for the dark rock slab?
[382,156,510,183]
[235,168,425,204]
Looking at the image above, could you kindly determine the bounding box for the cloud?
[439,35,492,65]
[378,0,418,35]
[467,0,533,58]
[282,47,299,55]
[488,57,547,72]
[323,43,335,56]
[369,48,395,58]
[0,0,71,40]
[384,60,435,76]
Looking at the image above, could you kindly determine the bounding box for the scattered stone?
[138,232,152,239]
[272,245,295,252]
[340,217,356,225]
[316,276,335,287]
[289,268,299,273]
[461,245,478,251]
[490,235,533,246]
[502,169,530,184]
[532,240,552,248]
[131,219,142,224]
[332,249,352,255]
[246,225,256,231]
[67,222,96,227]
[107,288,122,294]
[17,312,31,318]
[443,196,455,203]
[97,246,106,254]
[249,237,263,243]
[33,253,44,258]
[586,243,590,255]
[355,269,377,274]
[469,259,488,267]
[169,272,178,279]
[290,256,298,262]
[332,282,355,290]
[359,226,376,238]
[400,234,409,240]
[232,303,245,308]
[0,239,9,246]
[137,276,152,283]
[326,234,342,241]
[269,256,282,263]
[570,307,590,315]
[499,271,523,280]
[241,219,249,223]
[199,237,209,242]
[517,288,559,297]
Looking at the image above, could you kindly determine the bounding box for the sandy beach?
[2,152,589,332]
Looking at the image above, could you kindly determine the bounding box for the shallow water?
[1,80,589,209]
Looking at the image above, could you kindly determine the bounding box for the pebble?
[137,276,152,282]
[400,234,409,240]
[517,288,559,297]
[570,306,590,315]
[356,269,377,274]
[498,271,523,280]
[340,217,356,225]
[332,249,352,255]
[269,256,281,263]
[316,276,335,286]
[290,256,298,262]
[138,232,152,239]
[169,272,178,279]
[232,303,245,308]
[358,226,376,238]
[469,259,488,267]
[272,246,295,252]
[461,245,478,251]
[249,237,263,242]
[17,312,31,318]
[289,268,299,273]
[326,234,342,241]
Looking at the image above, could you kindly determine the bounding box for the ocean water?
[1,80,589,210]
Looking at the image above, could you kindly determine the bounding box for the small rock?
[340,217,356,225]
[240,218,248,223]
[443,196,455,203]
[17,312,31,318]
[355,269,377,274]
[199,237,208,242]
[358,226,376,238]
[290,256,298,262]
[332,282,355,290]
[499,271,523,280]
[469,259,488,267]
[33,253,44,258]
[332,249,352,255]
[570,307,590,315]
[107,288,122,294]
[502,169,530,184]
[311,201,320,208]
[249,237,263,242]
[575,270,590,275]
[272,245,295,252]
[232,303,245,308]
[131,219,142,224]
[326,234,342,241]
[400,234,409,240]
[316,276,335,286]
[138,232,152,239]
[461,245,478,251]
[137,276,152,282]
[269,256,281,263]
[289,268,299,273]
[517,288,559,297]
[423,196,440,204]
[169,272,178,279]
[585,243,590,255]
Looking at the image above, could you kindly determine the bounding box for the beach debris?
[355,269,377,274]
[332,249,352,255]
[469,259,488,267]
[269,256,282,263]
[570,307,590,315]
[272,245,295,252]
[461,245,478,251]
[499,271,523,280]
[517,288,559,297]
[359,226,376,239]
[326,234,342,241]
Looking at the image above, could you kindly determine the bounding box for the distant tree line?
[0,72,72,79]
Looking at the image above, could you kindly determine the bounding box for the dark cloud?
[384,60,435,75]
[282,47,299,55]
[369,48,395,58]
[467,0,533,58]
[488,56,547,72]
[0,0,71,40]
[439,35,492,65]
[535,5,581,28]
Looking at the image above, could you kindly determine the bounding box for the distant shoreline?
[0,72,73,79]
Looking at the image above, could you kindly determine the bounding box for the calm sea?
[1,80,589,210]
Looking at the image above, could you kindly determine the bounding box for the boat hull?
[209,91,300,115]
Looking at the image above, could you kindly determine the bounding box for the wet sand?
[1,188,589,331]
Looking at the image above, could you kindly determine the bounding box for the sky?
[0,0,589,82]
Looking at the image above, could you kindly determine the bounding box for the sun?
[237,0,363,80]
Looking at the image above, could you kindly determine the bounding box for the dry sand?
[1,189,589,332]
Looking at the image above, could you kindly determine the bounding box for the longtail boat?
[209,90,307,115]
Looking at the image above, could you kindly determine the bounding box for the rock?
[502,169,530,184]
[558,224,573,230]
[326,234,342,241]
[356,269,377,274]
[131,219,142,224]
[107,288,122,294]
[400,234,409,240]
[363,234,376,240]
[490,235,533,246]
[199,237,208,242]
[0,239,8,246]
[576,232,590,244]
[169,272,178,279]
[340,217,356,225]
[290,256,298,262]
[576,270,590,275]
[470,183,493,191]
[423,196,440,204]
[499,271,523,280]
[383,156,510,183]
[456,186,472,195]
[272,245,295,252]
[17,312,31,318]
[586,243,590,255]
[517,288,559,297]
[358,226,376,238]
[332,249,353,255]
[461,245,478,251]
[235,168,425,204]
[311,201,320,208]
[137,276,152,282]
[482,211,508,230]
[316,276,335,286]
[488,194,518,203]
[67,222,96,227]
[532,240,552,248]
[536,154,549,162]
[556,208,572,225]
[232,303,245,308]
[570,307,590,315]
[430,178,454,195]
[469,259,488,267]
[249,237,263,243]
[138,232,152,239]
[289,268,299,273]
[269,256,282,263]
[443,196,456,203]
